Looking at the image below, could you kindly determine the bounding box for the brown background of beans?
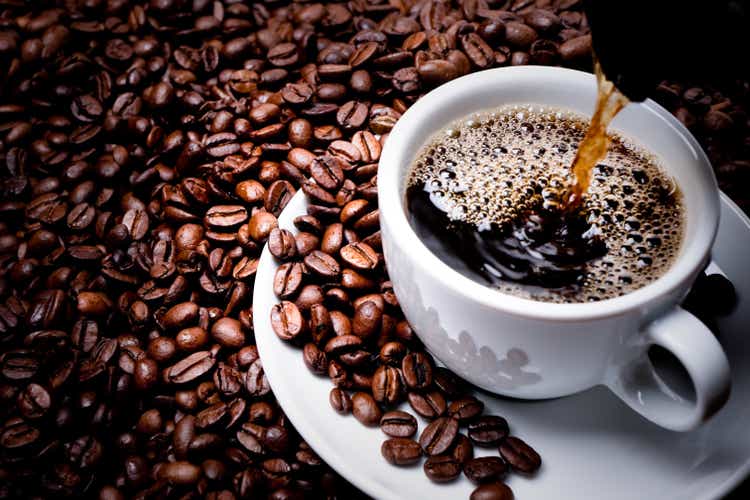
[0,0,747,499]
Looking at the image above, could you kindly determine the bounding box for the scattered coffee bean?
[451,434,475,465]
[468,416,510,447]
[330,388,353,415]
[498,436,542,474]
[470,482,515,500]
[351,392,383,427]
[463,457,509,484]
[419,417,459,456]
[381,438,422,466]
[380,411,418,438]
[424,454,462,483]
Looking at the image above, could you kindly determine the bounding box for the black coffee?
[406,105,684,303]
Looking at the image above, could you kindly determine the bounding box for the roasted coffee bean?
[266,181,296,216]
[419,417,459,456]
[324,335,362,357]
[470,482,515,500]
[304,250,340,278]
[505,21,538,48]
[274,262,305,299]
[329,387,352,415]
[134,358,159,390]
[448,396,484,422]
[349,42,379,67]
[380,410,417,438]
[282,83,314,105]
[248,211,279,242]
[321,223,344,254]
[268,228,298,261]
[176,327,209,351]
[351,391,382,426]
[434,367,470,398]
[16,383,52,419]
[381,438,422,466]
[303,180,337,205]
[424,455,461,483]
[340,242,378,270]
[461,34,494,69]
[408,390,447,419]
[303,343,328,375]
[163,302,199,330]
[498,436,541,473]
[236,180,266,205]
[451,434,475,465]
[270,301,305,341]
[352,300,382,339]
[350,70,373,93]
[295,232,319,256]
[402,352,433,390]
[167,350,216,384]
[352,131,381,163]
[337,101,369,130]
[463,457,509,484]
[559,34,592,61]
[159,461,202,485]
[246,359,271,397]
[295,284,325,311]
[310,156,346,191]
[379,342,408,366]
[211,317,245,349]
[468,416,509,447]
[371,365,403,405]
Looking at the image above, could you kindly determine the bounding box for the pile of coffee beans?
[271,153,543,498]
[0,0,745,499]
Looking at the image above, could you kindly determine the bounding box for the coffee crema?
[406,105,684,303]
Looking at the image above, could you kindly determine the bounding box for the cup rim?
[378,66,720,322]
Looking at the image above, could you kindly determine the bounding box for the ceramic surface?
[253,191,750,500]
[377,66,728,430]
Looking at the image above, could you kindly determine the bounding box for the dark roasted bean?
[451,434,475,465]
[381,438,422,465]
[329,387,352,415]
[380,410,417,438]
[268,228,298,261]
[419,417,459,456]
[351,391,382,426]
[498,436,542,473]
[304,250,341,278]
[463,457,509,484]
[468,416,509,447]
[470,482,515,500]
[402,352,433,390]
[270,301,305,341]
[408,390,447,419]
[448,396,484,422]
[424,455,462,482]
[371,365,403,405]
[302,343,328,375]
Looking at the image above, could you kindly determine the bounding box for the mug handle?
[606,306,731,431]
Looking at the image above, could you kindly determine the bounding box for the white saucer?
[253,192,750,500]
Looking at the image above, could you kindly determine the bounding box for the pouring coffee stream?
[562,62,629,212]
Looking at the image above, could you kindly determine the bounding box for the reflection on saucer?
[399,270,542,392]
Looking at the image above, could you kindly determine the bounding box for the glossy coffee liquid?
[406,105,685,303]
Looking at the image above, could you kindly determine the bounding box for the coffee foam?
[408,105,684,303]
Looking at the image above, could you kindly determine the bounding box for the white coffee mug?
[378,66,731,431]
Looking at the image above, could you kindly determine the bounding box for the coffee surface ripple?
[407,105,684,303]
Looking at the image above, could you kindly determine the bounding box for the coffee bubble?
[407,105,685,303]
